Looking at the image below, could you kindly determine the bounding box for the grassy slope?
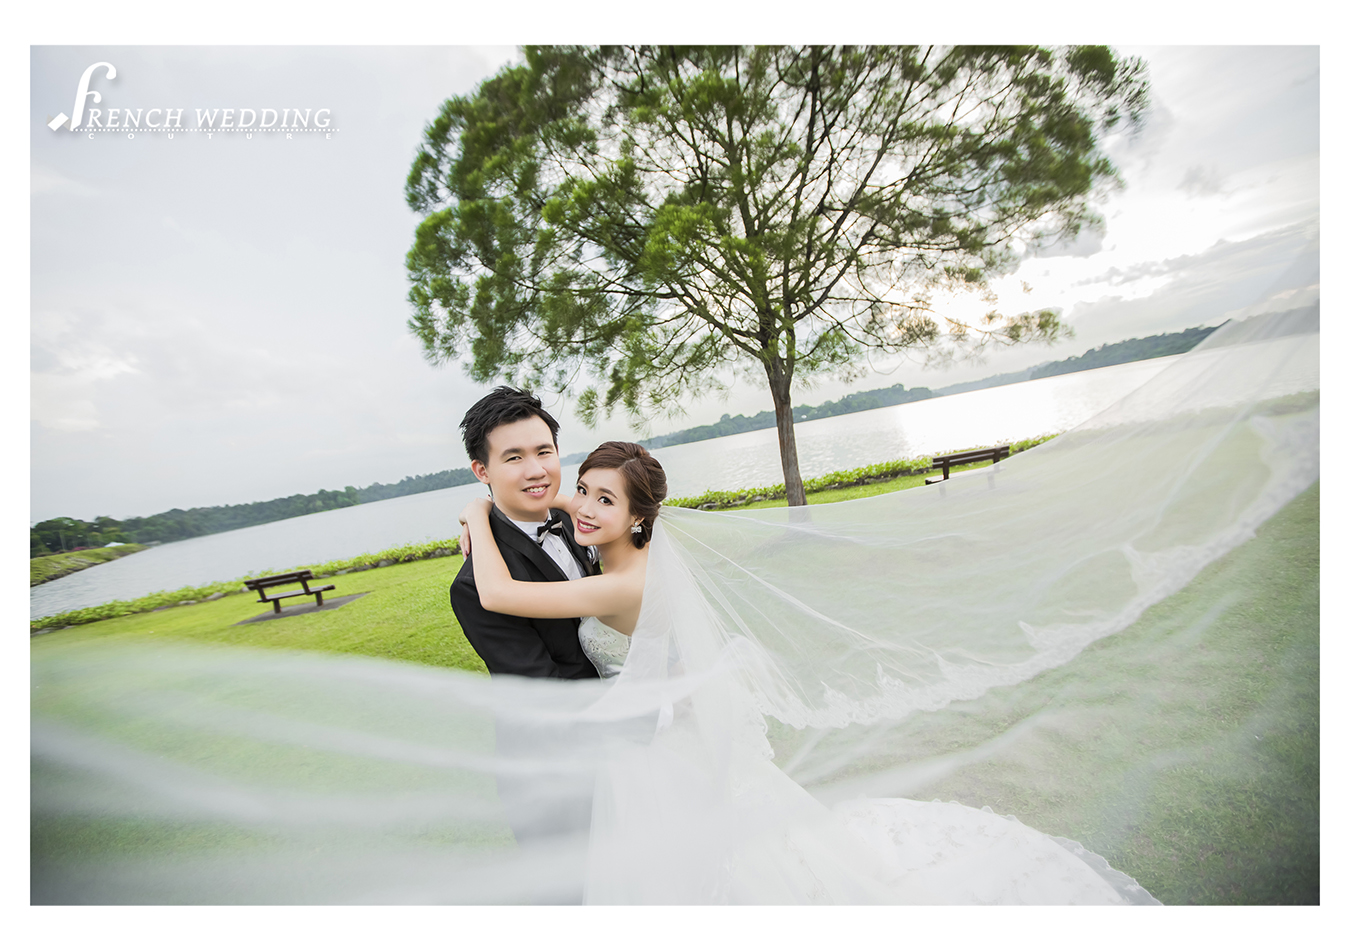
[30,478,1318,904]
[779,482,1318,905]
[1098,483,1318,904]
[33,556,485,674]
[31,545,148,586]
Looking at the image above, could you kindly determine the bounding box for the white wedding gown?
[578,616,1156,903]
[30,308,1318,904]
[578,616,631,680]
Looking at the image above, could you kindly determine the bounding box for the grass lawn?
[32,556,485,673]
[30,474,1318,904]
[776,481,1319,904]
[31,544,148,586]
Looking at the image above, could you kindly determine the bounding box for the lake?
[31,357,1175,620]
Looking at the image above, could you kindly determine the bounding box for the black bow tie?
[536,513,566,543]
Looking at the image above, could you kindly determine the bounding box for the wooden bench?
[244,570,336,614]
[925,445,1011,485]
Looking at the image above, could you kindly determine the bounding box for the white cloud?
[26,45,1321,522]
[31,164,97,196]
[29,387,100,432]
[1179,165,1227,198]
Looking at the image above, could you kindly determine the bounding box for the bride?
[459,440,668,681]
[460,441,1158,904]
[30,308,1318,905]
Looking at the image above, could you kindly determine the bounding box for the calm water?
[31,358,1174,620]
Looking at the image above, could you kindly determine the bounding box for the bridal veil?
[31,306,1318,904]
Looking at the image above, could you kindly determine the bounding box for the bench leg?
[315,592,324,608]
[272,600,282,614]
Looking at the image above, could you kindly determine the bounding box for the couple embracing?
[450,386,665,684]
[444,386,1160,905]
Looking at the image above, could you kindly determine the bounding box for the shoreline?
[30,544,149,588]
[30,439,1054,632]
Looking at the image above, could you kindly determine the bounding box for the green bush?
[666,435,1057,510]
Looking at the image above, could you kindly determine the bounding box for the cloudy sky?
[29,42,1319,524]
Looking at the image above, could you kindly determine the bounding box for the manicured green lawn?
[30,477,1318,904]
[32,556,485,674]
[775,482,1319,904]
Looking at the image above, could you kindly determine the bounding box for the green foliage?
[639,382,938,450]
[405,45,1148,501]
[35,492,366,551]
[582,323,1215,457]
[33,470,479,553]
[354,468,477,503]
[30,484,1317,903]
[31,537,463,634]
[31,516,128,555]
[31,544,148,587]
[32,556,486,674]
[791,384,938,423]
[665,434,1057,509]
[298,538,463,577]
[115,488,363,544]
[1028,324,1218,380]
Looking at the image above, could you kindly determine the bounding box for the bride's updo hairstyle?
[578,442,667,549]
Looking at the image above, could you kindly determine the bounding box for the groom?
[451,387,601,867]
[450,386,601,679]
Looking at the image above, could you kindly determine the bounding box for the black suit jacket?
[450,506,602,679]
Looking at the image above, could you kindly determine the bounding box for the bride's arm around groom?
[448,387,601,680]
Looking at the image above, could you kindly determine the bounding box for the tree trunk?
[768,369,807,507]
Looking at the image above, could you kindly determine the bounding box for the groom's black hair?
[460,386,561,465]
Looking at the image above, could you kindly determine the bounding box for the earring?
[630,523,643,535]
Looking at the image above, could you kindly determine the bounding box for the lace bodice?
[579,616,630,678]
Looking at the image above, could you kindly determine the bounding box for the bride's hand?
[458,497,494,555]
[459,497,494,522]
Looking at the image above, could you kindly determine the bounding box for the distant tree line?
[637,325,1218,452]
[354,470,477,503]
[30,517,130,557]
[641,383,935,450]
[32,324,1223,556]
[31,470,477,556]
[935,324,1221,396]
[1027,325,1218,379]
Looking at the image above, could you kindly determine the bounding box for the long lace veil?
[32,305,1318,904]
